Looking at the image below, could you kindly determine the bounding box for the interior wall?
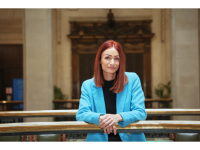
[54,9,171,99]
[0,9,23,44]
[199,9,200,110]
[171,9,200,121]
[0,9,172,111]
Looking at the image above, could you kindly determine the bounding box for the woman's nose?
[110,58,115,64]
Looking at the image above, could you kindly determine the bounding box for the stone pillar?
[171,9,200,120]
[23,9,53,122]
[199,9,200,113]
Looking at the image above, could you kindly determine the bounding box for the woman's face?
[100,46,120,76]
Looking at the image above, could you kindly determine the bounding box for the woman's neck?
[103,72,116,81]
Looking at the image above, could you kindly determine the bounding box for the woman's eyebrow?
[104,54,119,57]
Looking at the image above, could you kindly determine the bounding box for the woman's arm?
[118,73,147,128]
[76,81,104,125]
[99,73,146,130]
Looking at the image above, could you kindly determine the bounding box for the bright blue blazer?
[76,72,147,142]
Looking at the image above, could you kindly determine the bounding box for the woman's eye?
[115,58,119,60]
[105,57,110,59]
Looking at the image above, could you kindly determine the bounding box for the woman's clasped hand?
[99,114,123,135]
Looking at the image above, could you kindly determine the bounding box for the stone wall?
[1,8,200,121]
[54,9,171,100]
[171,9,200,120]
[23,9,53,122]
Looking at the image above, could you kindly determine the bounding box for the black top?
[102,79,122,142]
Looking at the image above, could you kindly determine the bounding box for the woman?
[76,40,147,142]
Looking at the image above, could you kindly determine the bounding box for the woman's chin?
[106,70,117,74]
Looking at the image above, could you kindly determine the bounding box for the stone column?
[171,9,200,120]
[23,9,53,122]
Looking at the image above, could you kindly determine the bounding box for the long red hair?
[93,40,128,93]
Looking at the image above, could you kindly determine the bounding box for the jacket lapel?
[92,85,106,114]
[92,79,128,114]
[116,84,128,114]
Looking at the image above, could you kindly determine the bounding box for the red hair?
[93,40,128,93]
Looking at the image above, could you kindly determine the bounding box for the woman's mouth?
[108,67,116,69]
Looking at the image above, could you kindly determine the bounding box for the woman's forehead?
[102,47,119,55]
[103,54,119,57]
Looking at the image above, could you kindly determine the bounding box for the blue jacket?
[76,72,147,141]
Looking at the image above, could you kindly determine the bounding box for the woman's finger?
[99,118,102,122]
[100,121,107,128]
[108,120,115,127]
[100,114,108,120]
[105,120,115,129]
[104,128,107,134]
[106,128,109,134]
[113,125,117,135]
[110,126,114,133]
[107,127,112,134]
[99,121,105,128]
[101,118,111,128]
[108,127,112,134]
[99,116,105,123]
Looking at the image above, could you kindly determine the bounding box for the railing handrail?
[0,110,78,117]
[0,98,172,104]
[1,109,200,118]
[53,98,173,102]
[147,109,200,115]
[0,120,200,136]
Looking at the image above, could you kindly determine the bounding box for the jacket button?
[127,133,130,135]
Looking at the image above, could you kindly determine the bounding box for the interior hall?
[0,8,200,142]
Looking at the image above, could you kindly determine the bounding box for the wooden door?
[68,20,154,99]
[79,54,96,89]
[126,53,144,90]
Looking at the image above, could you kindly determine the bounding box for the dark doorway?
[0,45,23,100]
[79,54,96,88]
[126,53,144,91]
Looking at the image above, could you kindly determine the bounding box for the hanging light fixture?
[107,9,115,29]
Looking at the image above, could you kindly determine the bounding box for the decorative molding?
[161,9,165,42]
[68,20,154,39]
[73,44,98,54]
[124,43,145,53]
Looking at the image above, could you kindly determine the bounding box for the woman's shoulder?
[82,77,95,87]
[125,72,138,78]
[125,72,140,82]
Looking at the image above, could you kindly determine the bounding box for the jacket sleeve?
[76,81,104,125]
[118,73,147,127]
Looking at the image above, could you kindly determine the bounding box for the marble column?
[171,9,200,120]
[23,9,53,122]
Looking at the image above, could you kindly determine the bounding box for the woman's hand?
[99,114,123,134]
[99,114,123,128]
[102,125,117,135]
